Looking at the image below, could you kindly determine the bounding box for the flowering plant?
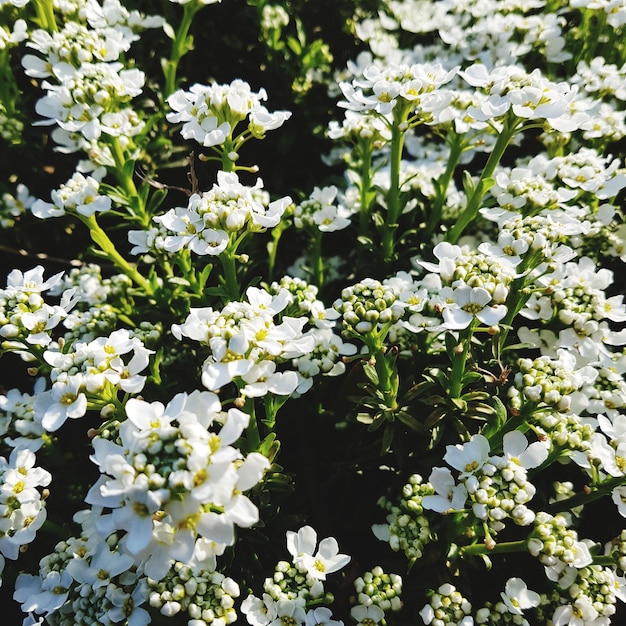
[1,0,626,625]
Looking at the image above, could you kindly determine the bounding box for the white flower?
[500,578,540,615]
[268,600,307,626]
[286,525,350,579]
[305,607,343,626]
[442,286,507,330]
[350,604,385,626]
[444,435,491,478]
[422,467,468,513]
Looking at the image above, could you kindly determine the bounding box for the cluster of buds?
[419,582,473,626]
[536,412,594,454]
[527,511,592,569]
[372,473,433,563]
[551,564,624,624]
[333,278,404,339]
[465,452,537,532]
[148,561,240,625]
[510,350,596,412]
[266,275,341,329]
[421,244,516,298]
[353,566,403,612]
[262,560,329,605]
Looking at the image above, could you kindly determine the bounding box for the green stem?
[243,396,260,453]
[220,251,240,303]
[459,539,528,557]
[310,229,324,288]
[424,132,465,240]
[358,140,374,238]
[79,214,154,296]
[163,1,201,99]
[449,324,475,399]
[547,475,626,514]
[446,115,521,244]
[109,137,138,196]
[368,341,399,413]
[381,122,405,263]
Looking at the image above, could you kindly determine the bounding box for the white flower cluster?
[0,448,51,580]
[417,241,514,331]
[167,79,291,148]
[47,265,143,344]
[422,432,548,534]
[475,577,540,626]
[550,564,626,625]
[264,277,357,393]
[86,391,270,576]
[573,57,626,101]
[31,171,112,219]
[0,379,46,452]
[0,265,76,353]
[327,110,391,145]
[14,510,150,626]
[338,61,459,121]
[293,186,352,233]
[173,286,316,396]
[372,473,433,563]
[241,525,349,626]
[459,63,593,132]
[152,171,290,256]
[34,60,145,142]
[23,0,161,156]
[35,327,152,431]
[147,561,240,626]
[0,183,34,228]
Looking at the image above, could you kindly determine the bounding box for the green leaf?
[462,170,475,196]
[425,407,446,429]
[362,361,379,385]
[381,422,394,453]
[462,371,483,385]
[450,397,468,412]
[396,410,426,433]
[286,36,301,55]
[167,277,191,287]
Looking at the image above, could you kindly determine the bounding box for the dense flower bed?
[1,0,626,624]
